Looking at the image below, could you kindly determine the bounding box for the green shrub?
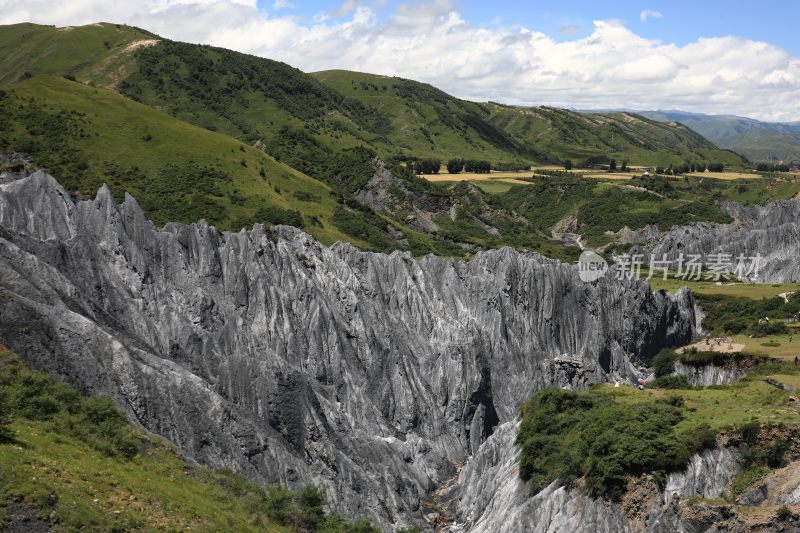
[740,421,760,447]
[517,388,715,501]
[262,485,379,533]
[678,350,755,368]
[730,465,770,496]
[0,389,11,441]
[750,322,789,338]
[256,206,304,228]
[652,349,676,377]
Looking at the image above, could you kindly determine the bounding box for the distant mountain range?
[632,110,800,162]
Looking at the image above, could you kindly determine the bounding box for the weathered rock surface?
[354,160,450,234]
[625,200,800,283]
[444,421,741,533]
[443,421,631,532]
[673,361,748,386]
[0,171,699,530]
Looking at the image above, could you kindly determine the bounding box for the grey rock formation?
[0,153,30,185]
[673,361,748,386]
[662,447,740,504]
[445,421,741,533]
[0,171,698,530]
[625,200,800,283]
[354,160,450,234]
[443,421,631,533]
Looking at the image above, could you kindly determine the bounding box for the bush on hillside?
[263,485,379,533]
[750,322,790,338]
[517,388,716,500]
[256,206,305,228]
[652,349,677,378]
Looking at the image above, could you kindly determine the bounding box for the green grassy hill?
[0,75,358,245]
[312,70,525,161]
[0,22,155,87]
[487,104,746,167]
[0,346,376,532]
[641,110,800,162]
[0,23,742,169]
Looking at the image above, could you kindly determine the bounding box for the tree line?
[756,163,792,172]
[405,158,495,174]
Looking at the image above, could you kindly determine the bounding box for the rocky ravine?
[0,171,698,530]
[622,199,800,283]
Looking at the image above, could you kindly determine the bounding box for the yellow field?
[688,171,764,180]
[422,171,533,182]
[583,172,635,180]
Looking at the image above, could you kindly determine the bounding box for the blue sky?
[264,0,800,56]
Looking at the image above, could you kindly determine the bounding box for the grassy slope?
[0,345,284,532]
[2,76,357,245]
[2,420,287,531]
[606,361,800,431]
[116,40,384,155]
[311,70,522,161]
[0,346,378,532]
[0,22,748,172]
[0,22,155,87]
[487,103,747,167]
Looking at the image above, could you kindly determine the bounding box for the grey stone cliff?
[625,200,800,283]
[0,171,698,530]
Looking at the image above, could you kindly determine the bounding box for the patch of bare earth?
[676,337,745,354]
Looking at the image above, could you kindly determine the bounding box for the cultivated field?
[687,171,764,180]
[422,171,534,182]
[582,172,636,180]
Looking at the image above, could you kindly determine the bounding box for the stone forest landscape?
[2,1,800,531]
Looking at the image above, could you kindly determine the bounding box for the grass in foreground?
[0,347,377,532]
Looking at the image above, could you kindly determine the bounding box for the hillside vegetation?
[0,346,377,532]
[0,23,743,169]
[0,22,155,87]
[0,76,356,245]
[312,70,526,161]
[488,104,746,167]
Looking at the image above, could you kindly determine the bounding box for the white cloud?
[272,0,294,10]
[640,9,663,22]
[0,0,798,121]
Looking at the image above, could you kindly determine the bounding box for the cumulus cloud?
[640,9,663,22]
[0,0,798,121]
